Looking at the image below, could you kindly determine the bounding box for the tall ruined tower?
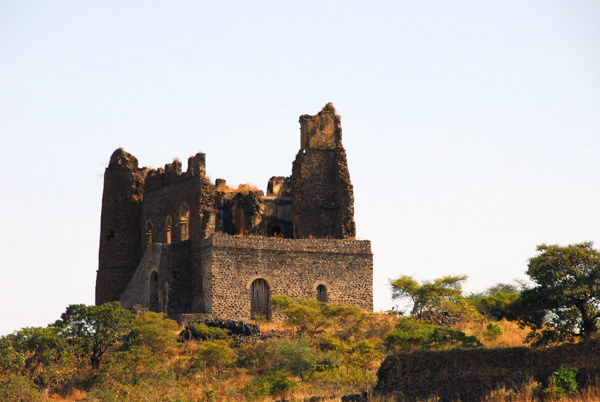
[291,103,356,239]
[95,149,147,305]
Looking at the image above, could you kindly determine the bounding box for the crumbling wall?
[200,234,372,320]
[291,103,356,239]
[375,340,600,402]
[120,242,193,314]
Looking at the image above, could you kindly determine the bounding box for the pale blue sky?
[1,1,599,335]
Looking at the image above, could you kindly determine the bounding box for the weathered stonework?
[95,104,372,321]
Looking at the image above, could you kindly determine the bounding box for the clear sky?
[1,1,599,335]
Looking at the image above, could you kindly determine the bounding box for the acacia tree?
[389,275,468,316]
[52,302,134,370]
[516,242,600,345]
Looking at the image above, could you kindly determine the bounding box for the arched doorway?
[251,278,270,320]
[317,284,328,302]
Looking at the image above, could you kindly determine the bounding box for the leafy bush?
[384,317,438,352]
[0,375,44,402]
[545,366,578,398]
[184,322,230,341]
[240,371,297,400]
[0,337,25,374]
[194,339,236,372]
[485,323,503,340]
[240,375,270,401]
[127,311,179,353]
[265,339,317,380]
[7,326,69,387]
[385,317,482,352]
[268,370,298,397]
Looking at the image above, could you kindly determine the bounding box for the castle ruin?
[95,103,373,321]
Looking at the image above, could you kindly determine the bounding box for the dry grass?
[456,318,529,348]
[48,389,87,401]
[216,181,263,195]
[484,381,600,402]
[257,320,287,334]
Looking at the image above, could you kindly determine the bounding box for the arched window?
[149,271,160,312]
[144,220,153,246]
[251,278,270,320]
[165,216,172,244]
[317,284,328,302]
[179,204,190,241]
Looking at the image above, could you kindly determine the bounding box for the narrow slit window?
[165,216,172,244]
[179,205,190,241]
[145,220,153,246]
[149,271,160,312]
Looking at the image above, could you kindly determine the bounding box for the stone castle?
[95,103,373,321]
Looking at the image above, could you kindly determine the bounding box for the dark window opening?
[179,205,190,241]
[145,220,153,246]
[165,216,172,244]
[149,272,160,312]
[317,284,327,302]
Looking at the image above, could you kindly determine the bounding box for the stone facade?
[95,103,373,321]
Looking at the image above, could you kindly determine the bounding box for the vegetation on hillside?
[1,242,599,401]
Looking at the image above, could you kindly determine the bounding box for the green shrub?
[0,338,25,375]
[194,340,236,372]
[267,370,298,397]
[203,388,216,402]
[240,371,297,400]
[385,317,482,352]
[240,375,270,401]
[187,323,230,341]
[485,322,503,340]
[0,375,45,402]
[265,339,317,380]
[545,366,578,398]
[429,327,482,350]
[127,311,180,353]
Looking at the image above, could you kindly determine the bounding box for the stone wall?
[200,234,373,320]
[120,241,193,314]
[375,340,600,402]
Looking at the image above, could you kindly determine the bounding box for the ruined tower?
[96,149,147,305]
[291,103,356,239]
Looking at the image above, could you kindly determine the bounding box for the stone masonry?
[95,103,373,321]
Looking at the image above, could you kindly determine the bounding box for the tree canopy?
[52,302,134,370]
[389,275,468,316]
[515,242,600,345]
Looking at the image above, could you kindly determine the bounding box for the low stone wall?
[201,234,373,321]
[375,340,600,402]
